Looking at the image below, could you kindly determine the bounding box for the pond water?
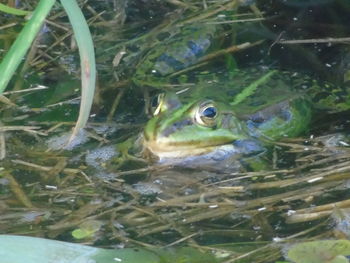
[1,0,350,262]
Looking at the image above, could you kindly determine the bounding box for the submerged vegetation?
[1,0,350,262]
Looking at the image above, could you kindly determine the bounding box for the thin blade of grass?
[0,0,55,94]
[0,3,31,16]
[60,0,96,142]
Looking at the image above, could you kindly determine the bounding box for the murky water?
[1,1,350,262]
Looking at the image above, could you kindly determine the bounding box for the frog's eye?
[151,93,165,116]
[195,101,218,127]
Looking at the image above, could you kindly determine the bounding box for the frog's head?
[143,90,249,160]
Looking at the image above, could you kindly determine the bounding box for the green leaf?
[0,3,30,16]
[0,235,221,263]
[72,220,102,239]
[287,240,350,263]
[0,0,55,94]
[0,235,161,263]
[71,229,90,239]
[60,0,96,141]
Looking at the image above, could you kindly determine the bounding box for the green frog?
[133,23,219,88]
[130,18,349,167]
[142,69,350,166]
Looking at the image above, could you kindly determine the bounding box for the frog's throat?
[142,134,236,158]
[143,138,236,159]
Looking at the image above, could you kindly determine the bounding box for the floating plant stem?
[61,0,96,142]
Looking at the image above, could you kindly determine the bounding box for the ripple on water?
[47,129,89,150]
[85,145,119,169]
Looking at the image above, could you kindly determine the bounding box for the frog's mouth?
[142,135,235,159]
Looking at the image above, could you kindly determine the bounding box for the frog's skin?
[142,69,349,164]
[133,18,350,165]
[133,24,220,88]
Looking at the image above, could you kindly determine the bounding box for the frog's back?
[179,69,307,111]
[185,69,350,113]
[133,24,218,87]
[177,69,348,140]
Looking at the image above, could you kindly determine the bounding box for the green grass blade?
[230,70,277,106]
[0,0,55,94]
[61,0,96,140]
[0,3,31,16]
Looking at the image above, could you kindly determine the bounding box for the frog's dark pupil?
[151,95,160,108]
[202,107,217,118]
